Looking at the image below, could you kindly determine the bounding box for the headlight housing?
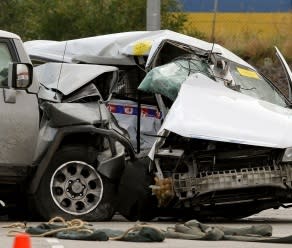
[282,147,292,162]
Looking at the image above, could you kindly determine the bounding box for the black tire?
[32,145,115,221]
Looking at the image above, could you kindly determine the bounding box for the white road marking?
[46,238,59,243]
[45,238,64,248]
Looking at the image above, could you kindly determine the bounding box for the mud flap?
[97,152,125,182]
[115,157,157,220]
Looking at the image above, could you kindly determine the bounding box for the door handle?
[3,88,16,103]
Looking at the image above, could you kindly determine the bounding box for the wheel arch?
[28,125,135,195]
[30,144,116,220]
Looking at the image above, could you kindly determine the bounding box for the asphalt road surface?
[1,208,292,248]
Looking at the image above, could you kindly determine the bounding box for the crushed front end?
[150,132,292,218]
[144,50,292,219]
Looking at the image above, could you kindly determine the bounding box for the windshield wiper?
[240,87,256,91]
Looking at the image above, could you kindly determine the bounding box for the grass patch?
[183,12,292,62]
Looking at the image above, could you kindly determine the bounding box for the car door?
[275,47,292,101]
[0,38,39,172]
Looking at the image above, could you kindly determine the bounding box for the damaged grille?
[195,147,280,172]
[173,165,292,200]
[161,136,283,173]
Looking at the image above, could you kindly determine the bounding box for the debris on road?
[5,217,292,243]
[4,217,164,242]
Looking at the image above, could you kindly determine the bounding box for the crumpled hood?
[42,102,109,128]
[35,63,118,96]
[161,73,292,149]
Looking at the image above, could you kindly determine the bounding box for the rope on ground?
[5,217,292,243]
[2,222,26,229]
[5,216,93,237]
[3,217,164,242]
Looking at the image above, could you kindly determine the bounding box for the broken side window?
[138,55,214,101]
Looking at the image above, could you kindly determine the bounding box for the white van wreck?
[25,30,292,220]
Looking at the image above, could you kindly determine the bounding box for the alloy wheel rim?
[50,161,103,215]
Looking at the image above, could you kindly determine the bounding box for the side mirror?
[8,63,33,89]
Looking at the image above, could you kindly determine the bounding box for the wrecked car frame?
[25,30,292,220]
[0,30,134,221]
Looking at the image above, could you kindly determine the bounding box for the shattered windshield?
[229,63,287,107]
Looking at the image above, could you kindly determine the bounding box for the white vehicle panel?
[35,63,118,95]
[160,73,292,149]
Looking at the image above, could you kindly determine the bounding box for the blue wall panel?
[180,0,292,12]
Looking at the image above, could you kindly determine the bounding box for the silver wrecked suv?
[25,30,292,220]
[0,30,132,221]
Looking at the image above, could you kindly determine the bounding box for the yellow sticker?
[237,67,259,79]
[133,40,152,56]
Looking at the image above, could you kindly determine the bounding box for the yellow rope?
[48,216,66,225]
[4,217,164,240]
[5,216,93,237]
[2,222,26,229]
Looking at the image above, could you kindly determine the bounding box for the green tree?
[0,0,41,40]
[0,0,186,41]
[161,0,187,31]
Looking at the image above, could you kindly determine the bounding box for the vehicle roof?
[24,30,253,69]
[0,30,20,40]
